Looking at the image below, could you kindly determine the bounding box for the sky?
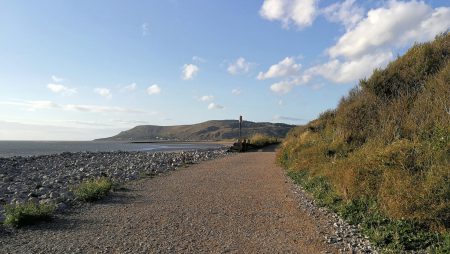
[0,0,449,140]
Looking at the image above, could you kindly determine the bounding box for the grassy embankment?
[277,33,450,253]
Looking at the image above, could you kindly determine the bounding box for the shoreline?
[0,141,228,158]
[0,148,229,223]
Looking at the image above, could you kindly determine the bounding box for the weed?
[72,177,112,202]
[4,201,55,228]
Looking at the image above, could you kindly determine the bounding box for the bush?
[4,201,55,228]
[72,177,112,202]
[249,133,279,147]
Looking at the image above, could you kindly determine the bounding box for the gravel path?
[1,149,341,253]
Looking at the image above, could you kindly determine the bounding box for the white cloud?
[207,102,224,110]
[0,100,145,114]
[259,0,318,28]
[270,80,295,94]
[0,100,60,110]
[257,57,301,80]
[142,23,149,36]
[328,1,450,59]
[306,51,394,83]
[200,95,214,102]
[231,89,241,96]
[29,100,61,110]
[266,74,310,94]
[147,84,161,95]
[301,1,450,85]
[182,64,199,80]
[47,83,77,96]
[227,57,251,75]
[65,104,143,113]
[121,83,137,92]
[94,88,112,99]
[51,75,64,82]
[322,0,364,30]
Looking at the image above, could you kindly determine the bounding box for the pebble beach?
[0,148,229,222]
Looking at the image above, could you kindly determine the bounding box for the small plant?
[4,201,55,228]
[72,177,112,202]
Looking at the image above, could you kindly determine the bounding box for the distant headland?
[95,120,296,142]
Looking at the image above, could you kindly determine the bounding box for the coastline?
[0,148,229,223]
[0,140,227,158]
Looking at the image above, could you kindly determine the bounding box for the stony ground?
[0,149,227,219]
[0,147,373,253]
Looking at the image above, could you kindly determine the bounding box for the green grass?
[72,177,113,202]
[4,201,55,228]
[287,170,450,253]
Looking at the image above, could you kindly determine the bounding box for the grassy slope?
[278,33,450,252]
[98,120,295,141]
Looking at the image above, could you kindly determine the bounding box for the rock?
[55,202,68,212]
[39,199,52,205]
[27,197,39,204]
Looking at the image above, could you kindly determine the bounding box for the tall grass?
[278,33,450,252]
[249,133,279,147]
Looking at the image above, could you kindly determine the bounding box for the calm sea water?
[0,141,225,158]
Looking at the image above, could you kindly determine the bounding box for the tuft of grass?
[72,177,112,202]
[249,133,279,147]
[4,201,55,228]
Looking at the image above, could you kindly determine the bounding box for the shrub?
[72,177,112,202]
[4,201,55,228]
[249,133,279,147]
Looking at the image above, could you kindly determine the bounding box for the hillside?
[97,120,295,141]
[278,33,450,252]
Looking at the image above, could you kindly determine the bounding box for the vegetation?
[278,32,450,252]
[4,201,55,228]
[249,133,280,147]
[72,177,113,202]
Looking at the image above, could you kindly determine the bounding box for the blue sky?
[0,0,449,140]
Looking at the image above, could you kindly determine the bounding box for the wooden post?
[239,115,242,142]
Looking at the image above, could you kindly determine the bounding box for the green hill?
[96,120,295,141]
[278,33,450,252]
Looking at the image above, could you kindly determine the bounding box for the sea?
[0,141,225,158]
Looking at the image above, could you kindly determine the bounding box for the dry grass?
[278,32,450,252]
[248,133,279,147]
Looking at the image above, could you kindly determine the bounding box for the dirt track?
[1,148,338,253]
